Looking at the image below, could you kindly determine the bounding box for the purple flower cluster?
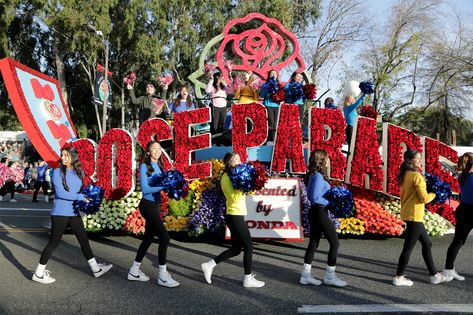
[187,189,226,236]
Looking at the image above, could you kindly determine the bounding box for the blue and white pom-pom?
[73,184,104,215]
[149,170,188,200]
[229,162,257,193]
[323,186,355,218]
[359,80,375,94]
[425,173,452,204]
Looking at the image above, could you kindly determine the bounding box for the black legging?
[445,202,473,269]
[396,221,437,276]
[298,104,304,128]
[33,180,49,201]
[346,125,353,147]
[214,215,253,275]
[39,216,94,264]
[0,180,15,199]
[304,205,340,266]
[135,198,170,265]
[212,106,227,134]
[266,106,279,142]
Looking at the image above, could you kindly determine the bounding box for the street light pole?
[102,39,109,135]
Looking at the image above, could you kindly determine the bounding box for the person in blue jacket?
[259,70,281,142]
[301,149,347,288]
[127,140,179,287]
[284,71,305,124]
[343,94,365,147]
[32,147,113,284]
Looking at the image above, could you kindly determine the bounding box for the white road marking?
[298,304,473,313]
[0,207,51,212]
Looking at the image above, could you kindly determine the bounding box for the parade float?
[0,13,459,240]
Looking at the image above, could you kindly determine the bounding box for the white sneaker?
[93,263,113,278]
[0,196,3,202]
[324,271,347,287]
[442,269,465,281]
[9,199,17,203]
[127,269,150,282]
[201,262,214,284]
[157,271,180,288]
[32,270,56,284]
[45,195,49,203]
[300,273,322,286]
[243,274,265,288]
[393,275,414,286]
[430,272,452,284]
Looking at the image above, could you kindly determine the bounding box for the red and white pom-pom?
[152,99,165,113]
[123,72,137,85]
[158,74,174,87]
[250,77,263,90]
[204,64,216,75]
[224,60,233,72]
[303,83,317,100]
[232,75,244,91]
[272,85,285,102]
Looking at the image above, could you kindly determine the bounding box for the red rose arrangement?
[272,85,285,102]
[427,202,456,225]
[359,105,378,119]
[232,103,267,162]
[303,83,316,100]
[348,117,384,191]
[136,118,173,171]
[424,137,459,193]
[271,103,306,173]
[309,107,347,180]
[64,139,97,186]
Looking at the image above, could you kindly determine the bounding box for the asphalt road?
[1,194,472,314]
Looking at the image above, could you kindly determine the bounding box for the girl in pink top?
[205,72,233,134]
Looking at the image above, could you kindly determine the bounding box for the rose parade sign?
[0,13,461,240]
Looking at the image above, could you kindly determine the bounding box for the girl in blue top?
[259,70,281,142]
[128,141,179,287]
[301,149,347,287]
[33,147,112,284]
[284,72,305,124]
[168,86,196,118]
[342,94,365,147]
[443,152,473,281]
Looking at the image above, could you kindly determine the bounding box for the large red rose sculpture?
[382,124,422,196]
[216,13,305,83]
[97,129,136,200]
[309,107,347,180]
[137,118,173,171]
[173,108,212,179]
[423,137,459,193]
[347,117,384,191]
[271,103,306,173]
[232,103,268,162]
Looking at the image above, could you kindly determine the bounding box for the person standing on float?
[342,94,365,147]
[205,71,233,135]
[301,149,347,287]
[393,149,452,286]
[259,70,281,142]
[284,72,305,125]
[127,141,179,287]
[201,152,265,288]
[235,70,259,104]
[443,152,473,281]
[32,147,112,284]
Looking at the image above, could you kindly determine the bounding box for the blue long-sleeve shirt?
[168,99,196,114]
[36,164,49,182]
[140,162,166,202]
[343,94,365,126]
[460,173,473,204]
[284,83,304,105]
[50,168,85,216]
[307,172,330,206]
[259,82,280,107]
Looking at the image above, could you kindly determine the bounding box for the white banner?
[226,178,303,241]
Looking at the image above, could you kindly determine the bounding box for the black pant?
[214,215,253,275]
[266,106,279,142]
[396,221,437,276]
[39,216,94,264]
[304,205,340,266]
[212,106,227,134]
[33,180,49,201]
[446,202,473,269]
[135,198,170,265]
[0,180,15,199]
[298,104,304,128]
[346,125,353,147]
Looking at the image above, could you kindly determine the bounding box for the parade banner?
[0,58,77,167]
[93,64,112,109]
[226,178,303,241]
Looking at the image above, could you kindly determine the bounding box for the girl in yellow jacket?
[201,152,265,288]
[393,150,453,286]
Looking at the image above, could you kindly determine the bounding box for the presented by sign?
[226,178,304,241]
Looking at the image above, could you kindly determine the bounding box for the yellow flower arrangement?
[164,215,189,232]
[338,217,365,235]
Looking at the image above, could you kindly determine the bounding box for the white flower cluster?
[82,191,143,232]
[423,211,452,237]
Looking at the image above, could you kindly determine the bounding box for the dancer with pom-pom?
[32,147,112,284]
